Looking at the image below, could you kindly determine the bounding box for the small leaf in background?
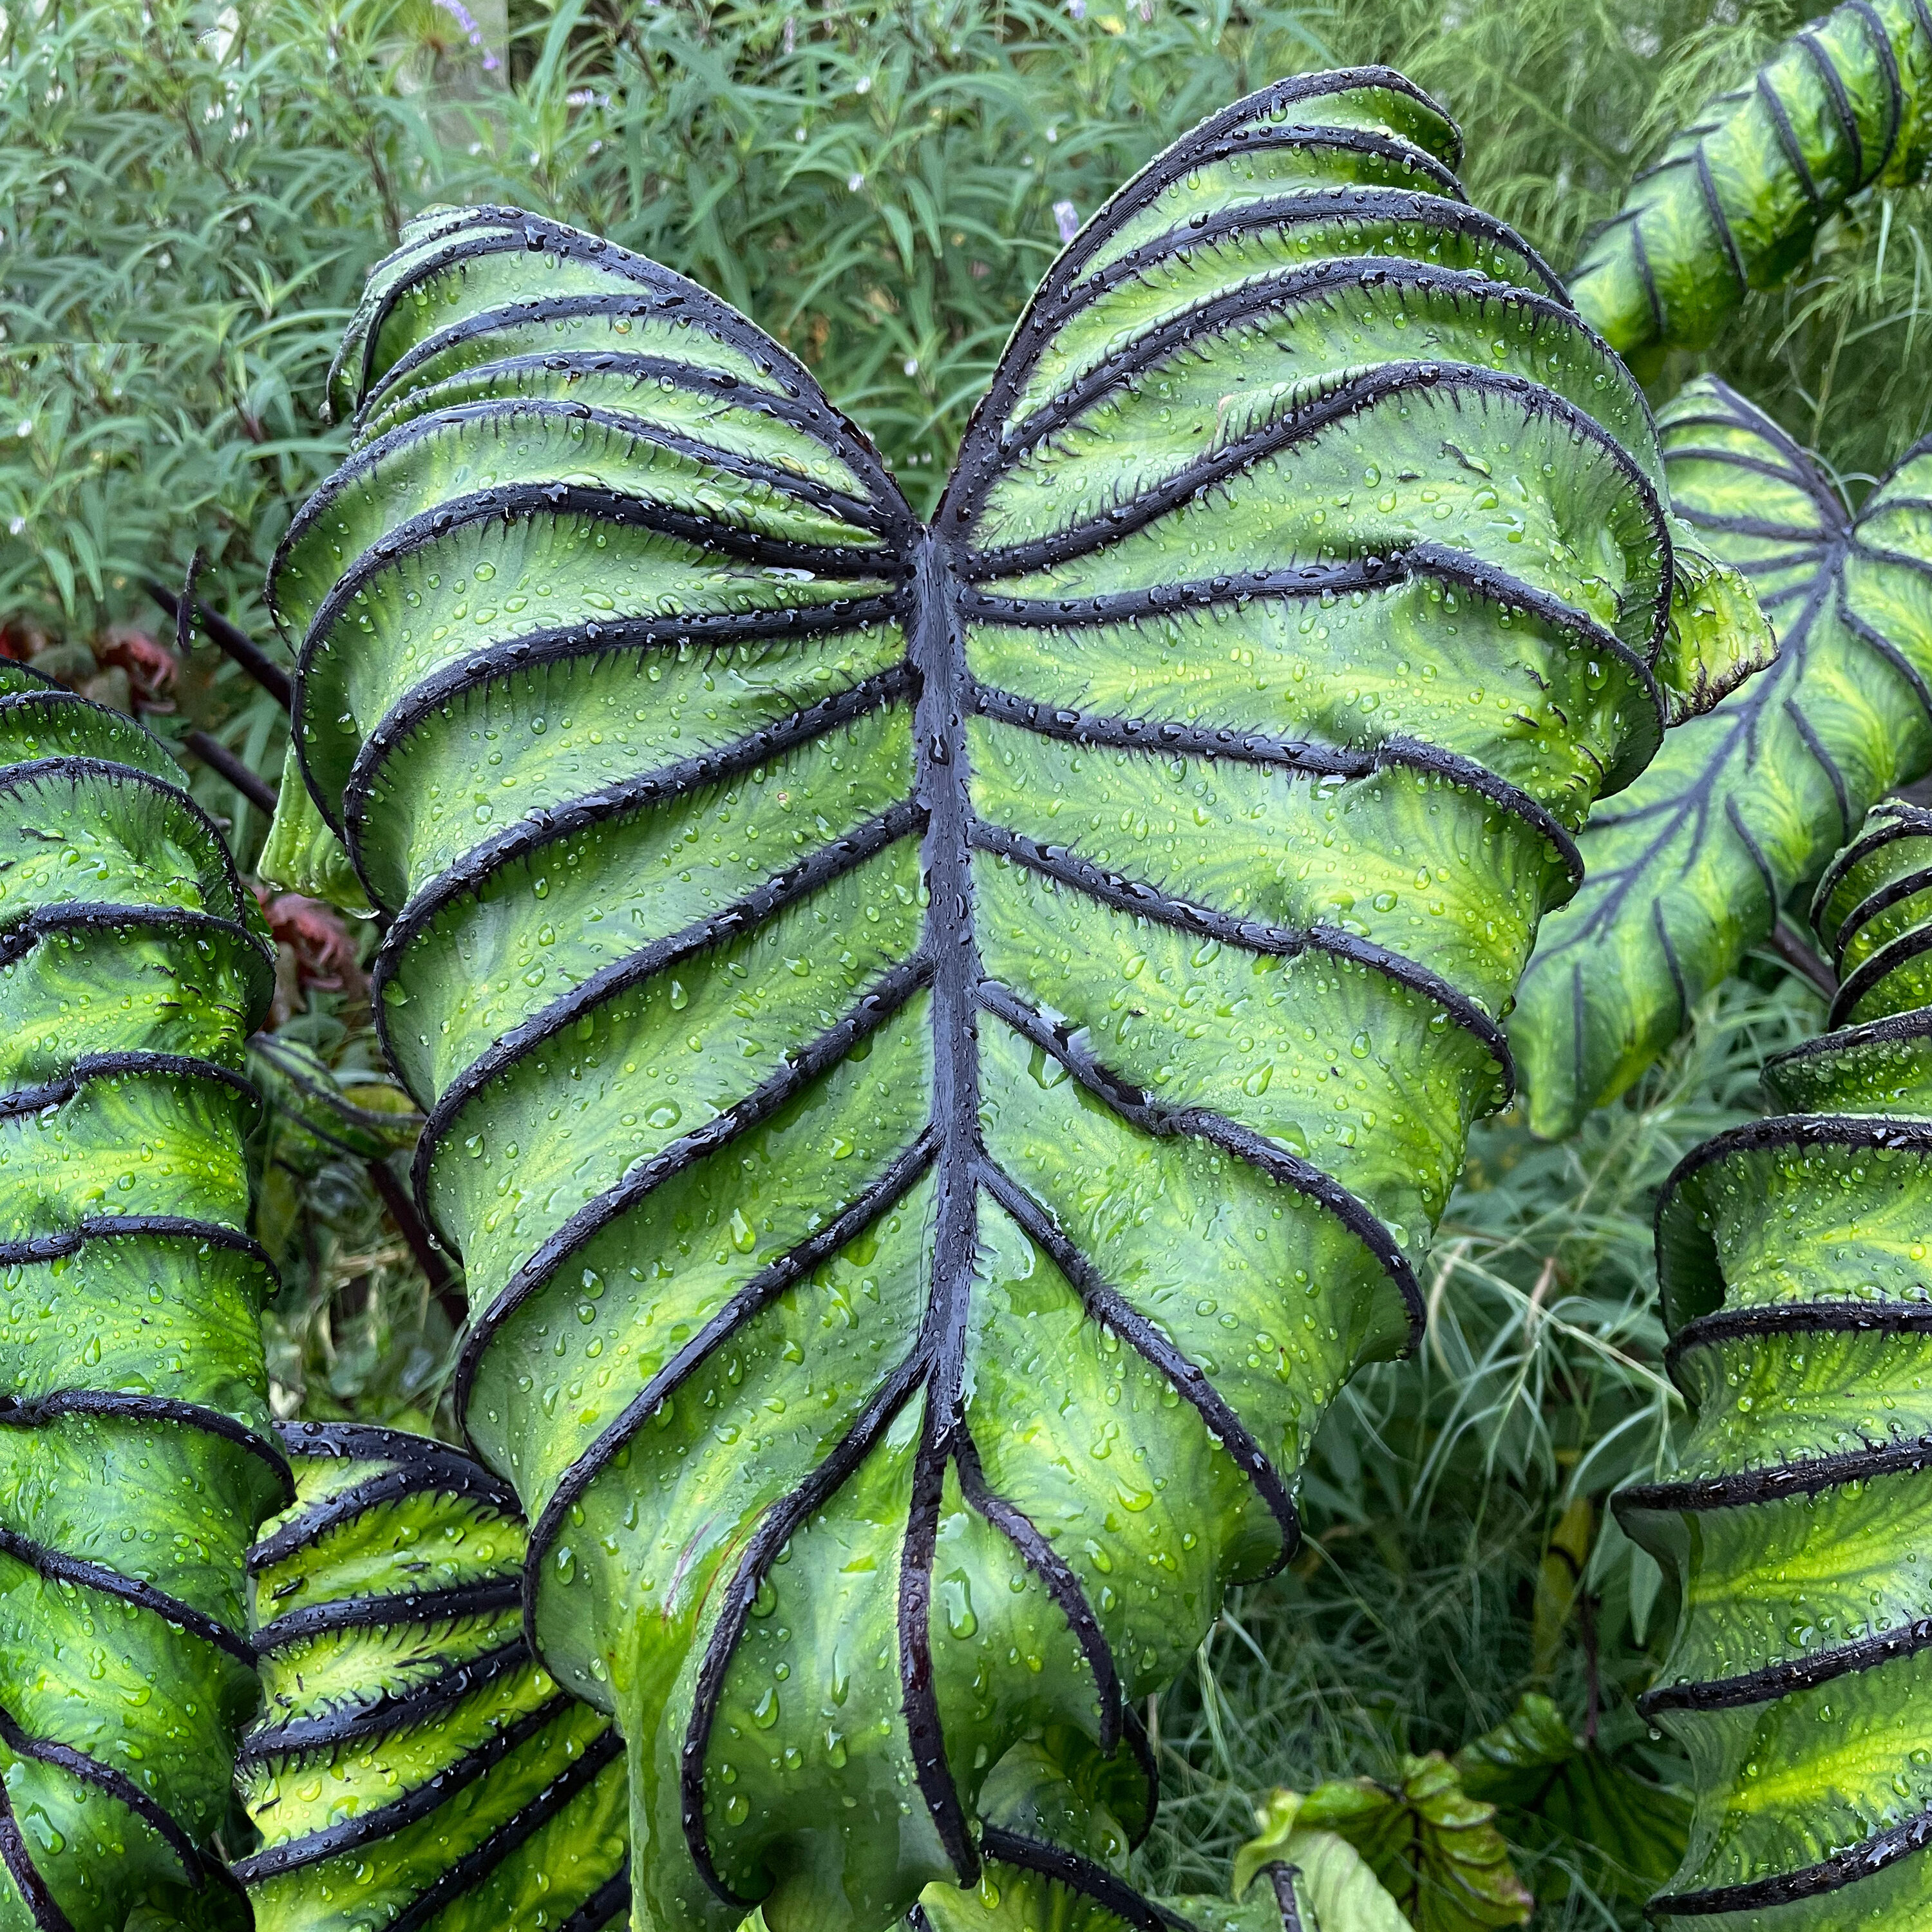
[1247,1761,1531,1932]
[1231,1792,1410,1932]
[1455,1694,1691,1904]
[1278,1833,1414,1932]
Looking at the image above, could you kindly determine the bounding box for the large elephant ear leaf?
[0,661,279,1928]
[236,1423,629,1932]
[1568,0,1932,361]
[1511,376,1932,1136]
[1613,799,1932,1924]
[266,64,1674,1932]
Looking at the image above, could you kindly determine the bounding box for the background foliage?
[0,0,1909,1922]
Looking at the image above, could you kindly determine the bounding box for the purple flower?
[1053,200,1079,243]
[433,0,500,70]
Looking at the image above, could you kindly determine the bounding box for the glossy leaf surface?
[237,1422,629,1932]
[0,663,279,1927]
[1513,377,1932,1136]
[266,68,1678,1932]
[1569,0,1932,360]
[1617,798,1932,1924]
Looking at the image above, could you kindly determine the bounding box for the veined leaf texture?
[1618,798,1932,1925]
[1569,0,1932,360]
[0,665,281,1926]
[237,1423,629,1932]
[1513,378,1932,1136]
[237,1422,1307,1932]
[265,68,1687,1932]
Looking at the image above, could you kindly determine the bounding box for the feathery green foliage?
[1615,795,1932,1923]
[260,62,1693,1930]
[10,0,1932,651]
[0,663,280,1927]
[1513,376,1932,1137]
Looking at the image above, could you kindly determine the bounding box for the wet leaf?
[1514,375,1932,1134]
[258,741,373,916]
[1569,0,1932,360]
[267,73,1676,1932]
[1656,527,1776,726]
[0,660,279,1924]
[1617,798,1932,1922]
[1235,1792,1410,1932]
[237,1423,630,1932]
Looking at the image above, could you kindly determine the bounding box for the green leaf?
[0,661,279,1924]
[1454,1695,1690,1902]
[1235,1795,1410,1932]
[1512,376,1932,1136]
[237,1422,630,1932]
[1814,797,1932,1025]
[257,740,374,916]
[914,1757,1323,1932]
[265,71,1675,1932]
[1287,1758,1532,1932]
[1615,798,1932,1922]
[1569,0,1932,360]
[248,1030,422,1171]
[1253,1834,1410,1932]
[246,1029,426,1272]
[1657,529,1777,728]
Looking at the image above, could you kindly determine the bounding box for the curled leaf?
[1569,0,1932,359]
[1656,530,1776,727]
[256,741,372,916]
